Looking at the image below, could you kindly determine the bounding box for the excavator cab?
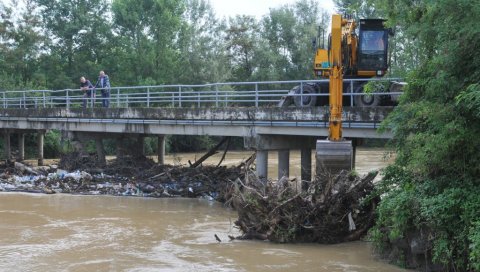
[357,19,389,76]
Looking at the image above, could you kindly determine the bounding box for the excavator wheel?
[294,84,318,107]
[354,84,381,107]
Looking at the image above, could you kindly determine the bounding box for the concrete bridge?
[0,79,397,181]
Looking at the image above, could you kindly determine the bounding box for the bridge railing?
[0,78,403,109]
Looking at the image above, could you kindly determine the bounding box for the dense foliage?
[0,0,329,154]
[0,0,329,89]
[333,0,480,270]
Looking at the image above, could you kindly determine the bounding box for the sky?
[209,0,336,19]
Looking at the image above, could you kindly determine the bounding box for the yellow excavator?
[279,14,394,108]
[315,14,393,173]
[278,14,397,173]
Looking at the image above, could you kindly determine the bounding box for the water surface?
[0,193,407,271]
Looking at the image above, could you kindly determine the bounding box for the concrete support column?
[278,150,290,179]
[116,137,124,159]
[95,138,106,166]
[37,132,44,166]
[136,135,145,157]
[18,133,25,161]
[301,148,312,181]
[3,131,11,161]
[157,135,166,164]
[256,150,268,180]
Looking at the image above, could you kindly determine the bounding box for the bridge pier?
[136,135,145,157]
[301,149,312,182]
[256,150,268,180]
[116,137,124,159]
[37,131,44,166]
[157,135,166,164]
[18,133,25,161]
[3,131,11,161]
[278,150,289,179]
[246,135,317,181]
[95,137,106,166]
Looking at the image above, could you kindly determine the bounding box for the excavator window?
[357,19,389,72]
[360,31,385,51]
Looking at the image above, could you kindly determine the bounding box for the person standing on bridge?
[80,76,95,108]
[94,70,111,108]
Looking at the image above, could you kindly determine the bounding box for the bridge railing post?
[300,82,304,106]
[116,88,120,108]
[90,89,94,108]
[255,83,259,107]
[178,86,182,108]
[66,89,70,109]
[147,87,150,108]
[23,91,26,108]
[215,84,219,107]
[350,80,354,106]
[2,92,5,108]
[197,92,200,107]
[43,91,46,108]
[224,87,228,107]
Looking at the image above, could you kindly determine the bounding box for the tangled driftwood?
[231,169,379,243]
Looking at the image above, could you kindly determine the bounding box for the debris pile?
[0,156,243,202]
[231,169,379,243]
[58,152,98,171]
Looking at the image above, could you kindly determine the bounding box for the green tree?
[176,0,230,84]
[260,0,329,80]
[366,0,480,270]
[0,1,45,89]
[225,15,260,81]
[333,0,378,18]
[111,0,184,85]
[34,0,112,89]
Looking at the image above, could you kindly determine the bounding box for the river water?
[164,148,395,179]
[1,149,406,271]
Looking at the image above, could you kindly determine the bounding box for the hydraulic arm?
[316,14,353,174]
[328,14,344,141]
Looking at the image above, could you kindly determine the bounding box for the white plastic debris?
[348,212,356,231]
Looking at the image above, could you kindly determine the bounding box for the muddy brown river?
[1,149,406,271]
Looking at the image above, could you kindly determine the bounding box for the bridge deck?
[0,107,393,139]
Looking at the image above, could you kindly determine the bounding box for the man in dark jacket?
[95,70,111,108]
[80,76,94,108]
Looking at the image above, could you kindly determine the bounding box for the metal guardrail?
[0,78,402,109]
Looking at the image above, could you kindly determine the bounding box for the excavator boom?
[316,14,353,175]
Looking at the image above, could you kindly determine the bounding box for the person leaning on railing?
[80,76,95,108]
[94,70,111,108]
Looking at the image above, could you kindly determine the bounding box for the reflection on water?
[0,193,407,271]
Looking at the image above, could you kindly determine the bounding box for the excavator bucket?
[316,140,353,175]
